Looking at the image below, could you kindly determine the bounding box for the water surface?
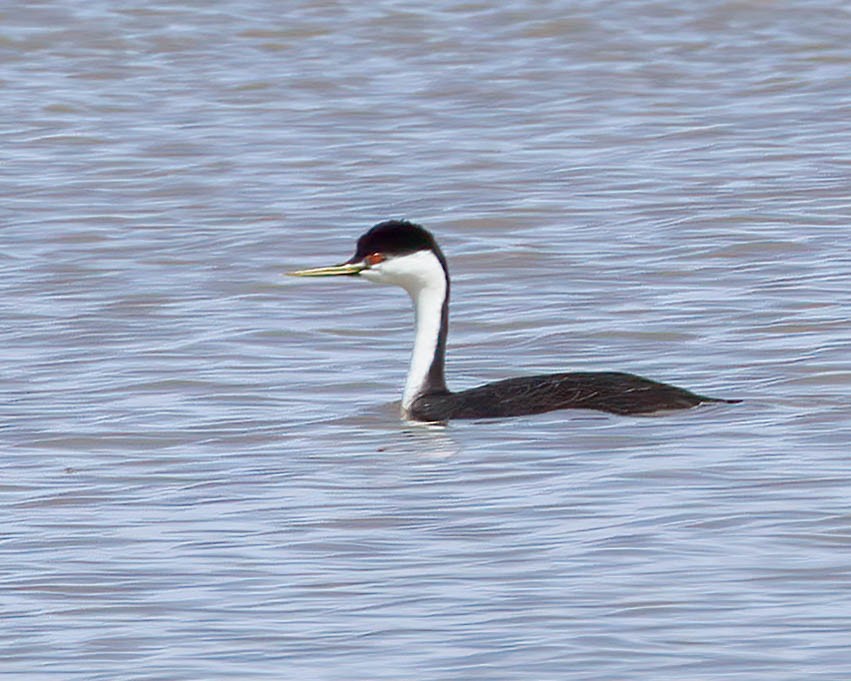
[2,1,850,679]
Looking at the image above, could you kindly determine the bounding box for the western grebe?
[289,220,737,421]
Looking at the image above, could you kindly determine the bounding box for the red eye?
[365,252,385,266]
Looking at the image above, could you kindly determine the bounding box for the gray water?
[2,1,851,679]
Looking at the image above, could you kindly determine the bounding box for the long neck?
[402,270,449,412]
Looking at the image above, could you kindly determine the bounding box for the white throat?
[360,250,447,415]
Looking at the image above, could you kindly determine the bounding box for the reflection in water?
[401,422,460,459]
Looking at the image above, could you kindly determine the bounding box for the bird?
[288,220,738,422]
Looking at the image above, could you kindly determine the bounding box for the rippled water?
[3,1,851,679]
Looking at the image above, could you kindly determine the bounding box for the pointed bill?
[287,262,365,277]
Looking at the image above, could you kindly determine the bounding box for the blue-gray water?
[2,1,850,679]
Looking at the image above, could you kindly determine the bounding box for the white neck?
[359,249,448,415]
[402,273,446,412]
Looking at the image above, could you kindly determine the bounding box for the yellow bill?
[287,262,365,277]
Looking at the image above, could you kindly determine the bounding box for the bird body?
[289,220,737,422]
[410,371,725,421]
